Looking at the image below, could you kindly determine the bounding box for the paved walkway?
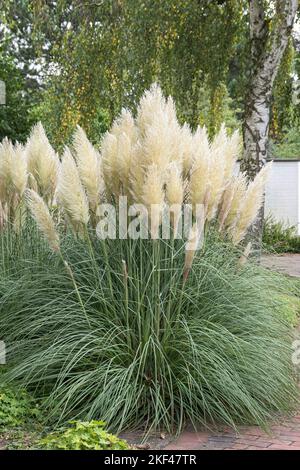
[261,253,300,278]
[164,254,300,450]
[165,416,300,450]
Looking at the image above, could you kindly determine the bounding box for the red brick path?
[165,415,300,450]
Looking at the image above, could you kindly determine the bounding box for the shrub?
[270,127,300,160]
[0,383,40,428]
[39,420,130,450]
[263,215,300,253]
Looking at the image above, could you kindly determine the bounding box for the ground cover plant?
[0,86,299,436]
[39,420,130,450]
[0,381,40,428]
[0,367,42,449]
[263,215,300,254]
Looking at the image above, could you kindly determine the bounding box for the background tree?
[1,0,242,147]
[241,0,298,178]
[0,49,37,142]
[240,0,298,251]
[270,39,295,143]
[1,0,300,165]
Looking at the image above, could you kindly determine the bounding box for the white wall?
[265,161,300,235]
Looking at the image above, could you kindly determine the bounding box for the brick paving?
[165,416,300,450]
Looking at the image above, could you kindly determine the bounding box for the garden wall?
[265,160,300,235]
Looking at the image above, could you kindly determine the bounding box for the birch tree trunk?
[241,0,298,251]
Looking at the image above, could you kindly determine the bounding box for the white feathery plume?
[25,122,59,199]
[136,84,173,172]
[223,173,248,229]
[26,189,60,252]
[230,162,272,245]
[181,123,194,175]
[190,126,211,211]
[0,85,268,250]
[128,142,145,203]
[104,109,138,199]
[142,164,165,208]
[165,96,178,127]
[57,147,89,227]
[0,201,5,229]
[142,164,165,238]
[117,132,134,194]
[223,130,241,181]
[140,112,172,173]
[218,182,235,231]
[210,123,227,153]
[0,139,27,198]
[10,143,28,196]
[183,219,204,282]
[165,96,184,163]
[111,108,137,142]
[129,85,177,201]
[136,83,166,135]
[166,162,184,232]
[73,126,103,209]
[165,161,184,206]
[0,138,12,199]
[208,126,241,220]
[101,131,119,198]
[206,145,226,221]
[27,172,39,192]
[205,124,231,221]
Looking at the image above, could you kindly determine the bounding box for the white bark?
[241,0,298,179]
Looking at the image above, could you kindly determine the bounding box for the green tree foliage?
[1,0,245,146]
[270,39,295,143]
[267,39,300,159]
[0,51,37,142]
[1,0,300,149]
[121,0,243,130]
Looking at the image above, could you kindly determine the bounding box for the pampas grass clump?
[0,85,298,435]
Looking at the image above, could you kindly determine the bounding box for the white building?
[265,160,300,235]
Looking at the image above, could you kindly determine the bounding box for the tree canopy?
[0,0,299,154]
